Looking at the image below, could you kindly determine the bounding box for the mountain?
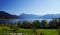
[19,13,40,19]
[19,13,60,19]
[41,14,60,19]
[0,11,60,19]
[0,11,19,19]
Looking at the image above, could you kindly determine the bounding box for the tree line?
[0,18,60,29]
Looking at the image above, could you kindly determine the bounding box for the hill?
[0,11,19,19]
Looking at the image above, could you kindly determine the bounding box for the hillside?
[0,11,19,19]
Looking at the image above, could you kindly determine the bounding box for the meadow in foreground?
[0,26,59,35]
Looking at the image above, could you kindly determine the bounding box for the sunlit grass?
[0,26,59,35]
[38,29,58,35]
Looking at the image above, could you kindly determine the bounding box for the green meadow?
[0,26,59,35]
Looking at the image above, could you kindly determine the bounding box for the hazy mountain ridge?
[19,13,40,19]
[0,11,60,19]
[19,13,60,19]
[41,14,60,19]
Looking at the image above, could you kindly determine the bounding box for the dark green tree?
[41,20,48,28]
[49,18,58,29]
[32,20,40,28]
[21,20,31,29]
[32,20,40,35]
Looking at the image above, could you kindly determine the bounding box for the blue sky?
[0,0,60,15]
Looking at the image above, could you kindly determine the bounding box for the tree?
[14,21,21,28]
[32,20,40,28]
[32,20,40,35]
[48,18,58,29]
[21,20,31,29]
[41,20,48,28]
[17,22,21,28]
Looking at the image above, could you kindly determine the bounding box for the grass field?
[0,26,59,35]
[38,29,58,35]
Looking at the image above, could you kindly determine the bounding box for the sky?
[0,0,60,15]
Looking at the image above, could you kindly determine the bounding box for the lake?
[0,19,52,23]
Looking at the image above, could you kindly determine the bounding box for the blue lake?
[0,19,52,23]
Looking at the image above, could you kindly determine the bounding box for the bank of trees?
[20,18,59,29]
[0,18,60,29]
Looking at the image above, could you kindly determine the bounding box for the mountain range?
[19,13,60,19]
[0,11,60,19]
[19,13,40,19]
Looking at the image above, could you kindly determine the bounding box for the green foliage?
[32,20,40,35]
[41,20,48,28]
[32,20,40,28]
[21,20,31,28]
[49,18,58,29]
